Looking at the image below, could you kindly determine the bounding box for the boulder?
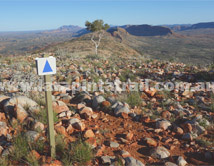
[150,146,170,159]
[84,129,95,138]
[101,156,115,165]
[0,95,10,109]
[182,133,193,141]
[79,107,93,120]
[144,137,157,147]
[156,119,171,130]
[112,102,131,116]
[109,141,119,148]
[69,118,85,131]
[177,156,187,166]
[165,162,178,166]
[52,101,69,114]
[124,157,145,166]
[92,95,105,109]
[4,96,39,114]
[25,131,40,142]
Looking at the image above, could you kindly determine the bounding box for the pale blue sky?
[0,0,214,31]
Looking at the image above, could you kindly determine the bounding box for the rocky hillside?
[40,31,141,57]
[0,50,214,165]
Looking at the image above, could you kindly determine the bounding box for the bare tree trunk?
[91,31,104,55]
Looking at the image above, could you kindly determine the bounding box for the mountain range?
[42,21,214,37]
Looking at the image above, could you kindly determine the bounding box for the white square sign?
[36,56,56,76]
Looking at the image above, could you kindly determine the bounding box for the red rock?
[126,132,134,141]
[170,145,176,150]
[145,137,157,147]
[84,129,95,138]
[145,88,157,97]
[121,150,131,158]
[0,113,6,120]
[141,116,150,123]
[121,112,129,119]
[66,125,74,135]
[161,111,171,119]
[55,126,67,136]
[80,107,93,120]
[183,123,192,133]
[0,146,3,155]
[14,104,28,122]
[96,145,105,156]
[34,121,45,131]
[77,103,85,110]
[30,150,40,160]
[182,91,193,98]
[101,101,111,107]
[174,126,184,135]
[85,137,97,148]
[52,101,69,114]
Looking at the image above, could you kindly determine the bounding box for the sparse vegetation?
[70,139,94,164]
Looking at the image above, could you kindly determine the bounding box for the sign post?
[36,55,56,158]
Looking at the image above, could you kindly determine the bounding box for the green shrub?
[126,92,142,108]
[9,133,44,165]
[57,138,93,165]
[71,140,93,164]
[32,108,58,125]
[0,157,9,166]
[10,133,30,161]
[119,69,136,82]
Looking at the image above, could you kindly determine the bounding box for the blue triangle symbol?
[43,60,53,73]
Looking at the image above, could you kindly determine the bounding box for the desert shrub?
[119,69,136,82]
[116,92,142,108]
[0,157,9,166]
[31,108,58,125]
[70,140,93,164]
[10,133,30,161]
[10,133,45,165]
[126,92,142,108]
[86,54,99,60]
[57,137,93,165]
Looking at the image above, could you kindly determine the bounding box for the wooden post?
[43,54,56,158]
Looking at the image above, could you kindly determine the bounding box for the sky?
[0,0,214,31]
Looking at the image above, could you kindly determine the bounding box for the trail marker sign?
[36,55,56,158]
[36,56,56,75]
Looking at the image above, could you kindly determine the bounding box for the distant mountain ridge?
[109,24,173,36]
[164,22,214,31]
[25,21,214,37]
[43,25,84,34]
